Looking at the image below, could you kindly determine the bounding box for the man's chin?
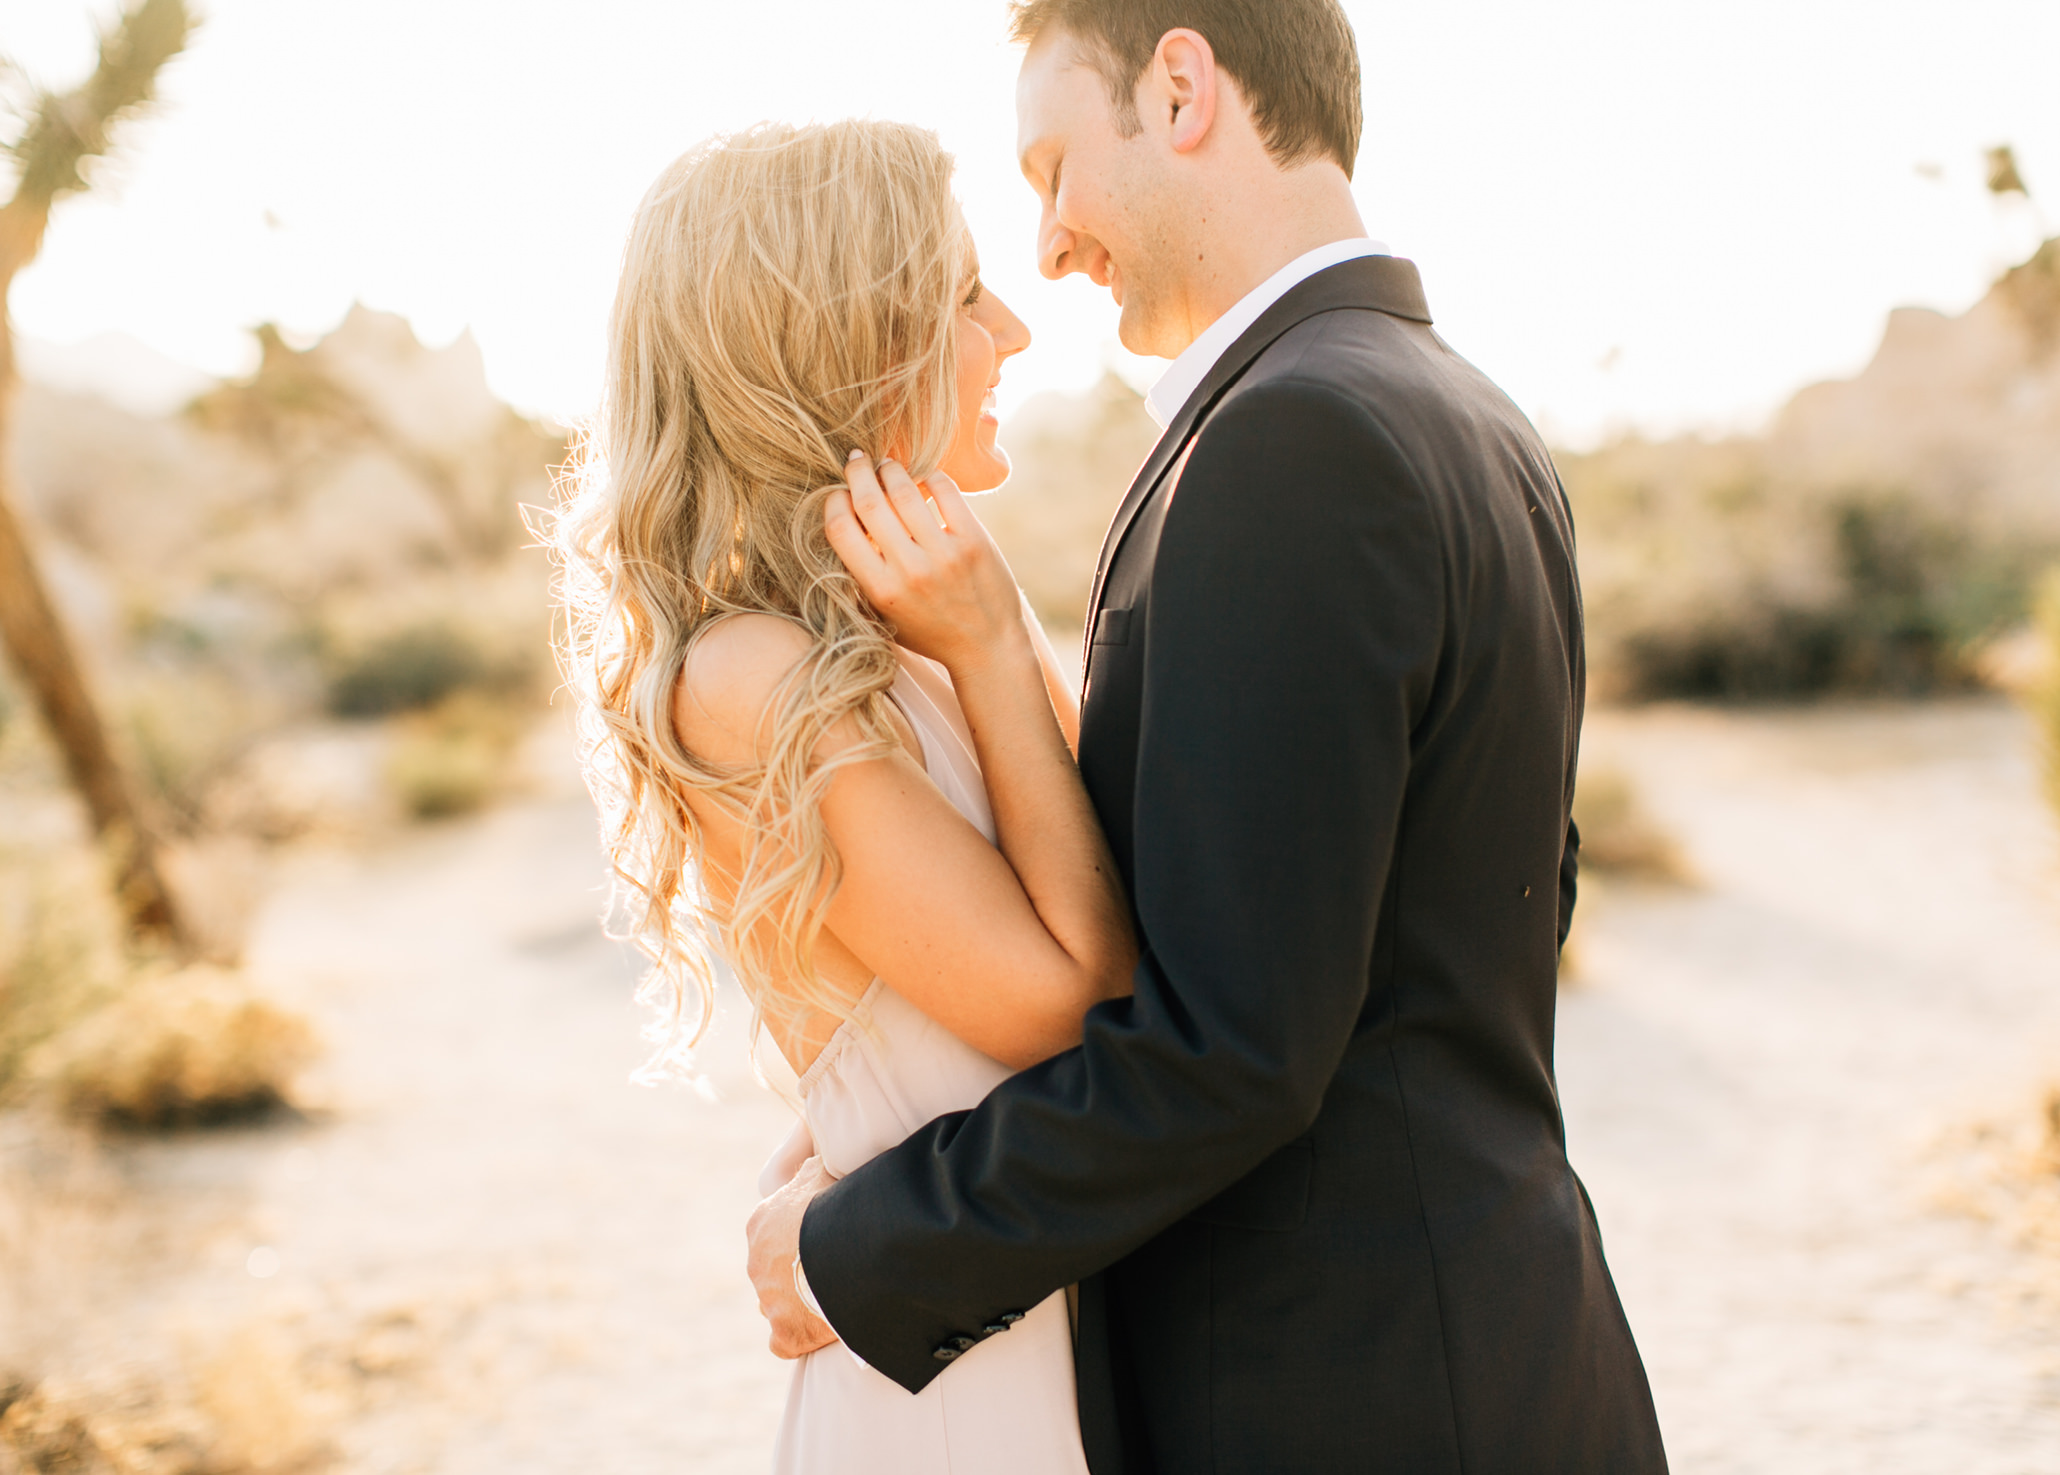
[1116,301,1174,361]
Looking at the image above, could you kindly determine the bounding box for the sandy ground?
[1563,700,2060,1473]
[7,697,2060,1472]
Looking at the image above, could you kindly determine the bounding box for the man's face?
[1016,30,1188,358]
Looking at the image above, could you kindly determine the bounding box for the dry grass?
[0,1288,482,1475]
[0,1118,448,1475]
[31,966,317,1129]
[1572,765,1694,884]
[0,1372,285,1475]
[0,1375,220,1475]
[0,849,129,1099]
[1927,1088,2060,1312]
[1560,765,1692,986]
[2032,567,2060,826]
[0,1321,347,1475]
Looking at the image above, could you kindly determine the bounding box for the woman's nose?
[995,300,1031,360]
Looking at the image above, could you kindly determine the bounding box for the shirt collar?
[1142,237,1391,430]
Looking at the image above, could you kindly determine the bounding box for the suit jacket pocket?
[1092,606,1132,646]
[1189,1135,1314,1232]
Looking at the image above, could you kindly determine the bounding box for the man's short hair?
[1009,0,1363,178]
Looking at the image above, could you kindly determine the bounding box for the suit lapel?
[1081,255,1434,658]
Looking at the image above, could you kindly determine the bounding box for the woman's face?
[937,249,1031,494]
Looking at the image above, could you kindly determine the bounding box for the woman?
[554,121,1131,1473]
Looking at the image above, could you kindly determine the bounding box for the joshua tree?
[0,0,195,952]
[1987,145,2030,199]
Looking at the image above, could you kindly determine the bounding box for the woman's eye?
[962,280,984,309]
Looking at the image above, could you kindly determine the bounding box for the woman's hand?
[825,452,1029,676]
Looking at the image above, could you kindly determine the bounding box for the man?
[749,1,1668,1469]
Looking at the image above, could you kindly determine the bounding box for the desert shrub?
[32,965,316,1128]
[324,601,548,723]
[1571,766,1692,883]
[1650,490,2034,701]
[2034,567,2060,824]
[326,621,489,716]
[384,690,528,820]
[1564,456,2049,701]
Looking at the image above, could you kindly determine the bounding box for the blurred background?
[2,2,2058,1472]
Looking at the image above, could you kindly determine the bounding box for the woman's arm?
[822,455,1132,1038]
[1020,591,1081,755]
[674,484,1134,1071]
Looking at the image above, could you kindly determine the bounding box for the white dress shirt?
[1143,236,1391,430]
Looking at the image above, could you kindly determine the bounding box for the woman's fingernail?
[848,448,865,462]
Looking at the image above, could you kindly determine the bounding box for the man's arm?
[795,380,1445,1393]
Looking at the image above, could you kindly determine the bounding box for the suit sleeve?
[797,380,1445,1393]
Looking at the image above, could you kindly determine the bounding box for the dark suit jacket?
[799,257,1668,1473]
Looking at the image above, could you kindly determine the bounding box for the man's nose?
[1038,208,1107,284]
[1037,208,1077,281]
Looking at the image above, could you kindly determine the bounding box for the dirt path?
[219,740,801,1473]
[10,699,2060,1472]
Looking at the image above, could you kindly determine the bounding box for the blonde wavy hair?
[553,120,969,1077]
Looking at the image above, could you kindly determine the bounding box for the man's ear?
[1150,28,1217,155]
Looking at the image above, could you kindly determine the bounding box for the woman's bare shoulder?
[672,614,815,765]
[673,615,917,768]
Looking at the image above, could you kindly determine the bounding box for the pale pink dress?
[762,650,1089,1475]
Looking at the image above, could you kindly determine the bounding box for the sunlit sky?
[11,0,2057,446]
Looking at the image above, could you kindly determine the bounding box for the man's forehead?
[1015,35,1099,157]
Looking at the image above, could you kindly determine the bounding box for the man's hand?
[746,1154,840,1359]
